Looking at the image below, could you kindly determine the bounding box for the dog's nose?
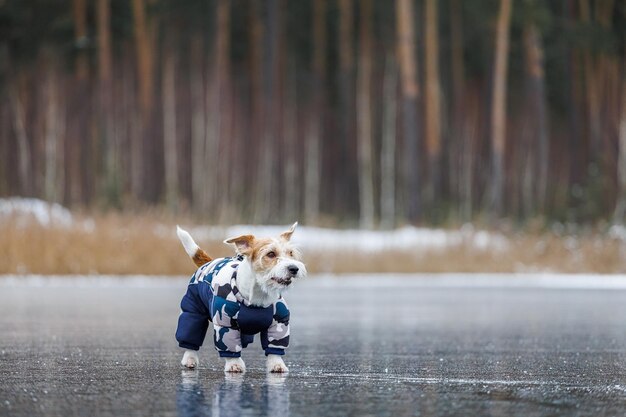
[287,265,299,276]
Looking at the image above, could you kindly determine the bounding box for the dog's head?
[224,222,307,294]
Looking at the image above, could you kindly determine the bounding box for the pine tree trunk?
[450,0,466,217]
[254,0,279,223]
[71,0,89,205]
[72,0,88,81]
[613,51,626,223]
[162,34,178,211]
[283,62,300,222]
[396,0,421,223]
[97,0,117,205]
[44,54,62,203]
[10,78,31,196]
[522,4,549,214]
[380,56,397,229]
[189,37,208,214]
[338,0,356,217]
[579,0,601,159]
[304,0,326,225]
[357,0,375,229]
[215,0,232,221]
[131,0,155,201]
[425,0,441,211]
[489,0,513,218]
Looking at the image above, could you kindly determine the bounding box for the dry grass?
[0,212,224,275]
[1,212,625,275]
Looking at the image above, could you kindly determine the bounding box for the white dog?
[175,223,307,373]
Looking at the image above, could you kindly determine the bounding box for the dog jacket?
[175,255,290,357]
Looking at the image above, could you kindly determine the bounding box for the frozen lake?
[1,274,626,416]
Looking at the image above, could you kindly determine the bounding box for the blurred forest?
[0,0,625,228]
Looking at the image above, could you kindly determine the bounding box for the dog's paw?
[224,357,246,373]
[181,350,199,369]
[266,354,289,374]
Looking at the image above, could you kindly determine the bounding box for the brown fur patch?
[193,249,212,267]
[248,238,301,273]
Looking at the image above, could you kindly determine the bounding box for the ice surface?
[2,273,626,290]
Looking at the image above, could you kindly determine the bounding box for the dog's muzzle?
[271,277,293,286]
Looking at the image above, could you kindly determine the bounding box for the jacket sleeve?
[211,295,243,357]
[264,298,290,355]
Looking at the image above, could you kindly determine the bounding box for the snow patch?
[609,224,626,242]
[0,197,73,228]
[186,223,510,253]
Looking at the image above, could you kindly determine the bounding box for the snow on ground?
[186,223,510,253]
[609,224,626,242]
[0,197,73,228]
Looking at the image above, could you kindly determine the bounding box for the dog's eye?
[266,251,276,259]
[288,250,294,257]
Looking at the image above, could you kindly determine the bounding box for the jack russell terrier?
[175,223,307,373]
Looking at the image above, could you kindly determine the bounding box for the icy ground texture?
[185,223,510,253]
[0,197,73,228]
[1,274,626,416]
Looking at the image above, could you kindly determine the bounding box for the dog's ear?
[224,234,255,256]
[280,222,298,242]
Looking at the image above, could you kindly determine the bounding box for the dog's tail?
[176,226,212,267]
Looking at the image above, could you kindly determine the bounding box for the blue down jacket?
[175,256,290,357]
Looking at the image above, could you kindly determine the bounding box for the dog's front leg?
[181,350,199,369]
[266,354,289,373]
[224,357,246,373]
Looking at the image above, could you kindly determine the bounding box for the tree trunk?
[162,34,178,211]
[71,0,89,205]
[283,60,300,222]
[97,0,118,205]
[522,1,549,214]
[396,0,422,223]
[9,77,31,196]
[131,0,153,117]
[249,0,263,219]
[254,0,279,223]
[131,0,154,200]
[215,0,232,221]
[450,0,466,217]
[43,54,63,203]
[489,0,513,218]
[425,0,441,211]
[613,48,626,223]
[304,0,326,225]
[380,56,397,229]
[357,0,375,229]
[338,0,356,218]
[578,0,601,159]
[190,36,207,213]
[72,0,88,81]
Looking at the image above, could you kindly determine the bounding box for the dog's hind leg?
[181,350,199,369]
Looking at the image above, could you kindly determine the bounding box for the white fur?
[181,349,199,369]
[266,354,289,373]
[177,226,199,258]
[224,357,246,373]
[235,239,307,307]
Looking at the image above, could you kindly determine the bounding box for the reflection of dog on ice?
[176,370,290,417]
[175,223,307,373]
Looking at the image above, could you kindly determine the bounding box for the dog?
[175,222,307,373]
